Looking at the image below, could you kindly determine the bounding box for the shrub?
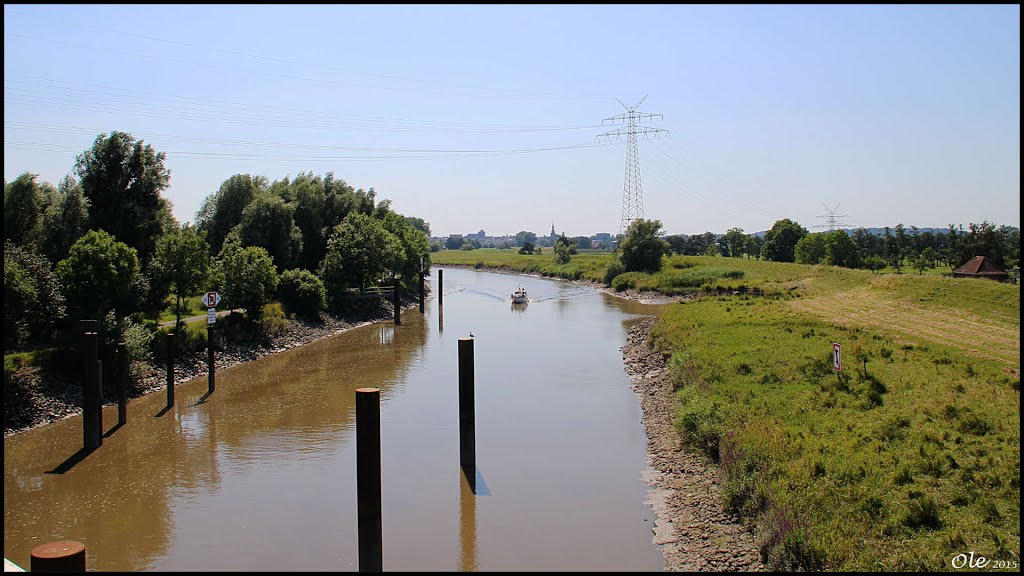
[278,268,326,319]
[603,259,625,286]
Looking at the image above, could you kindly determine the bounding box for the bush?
[603,259,625,285]
[278,268,326,319]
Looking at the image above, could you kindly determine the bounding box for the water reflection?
[5,269,665,572]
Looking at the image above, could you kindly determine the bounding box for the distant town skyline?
[5,5,1019,237]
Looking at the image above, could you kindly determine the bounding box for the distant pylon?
[596,96,669,235]
[813,203,852,232]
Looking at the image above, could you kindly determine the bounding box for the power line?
[813,203,852,231]
[595,96,669,235]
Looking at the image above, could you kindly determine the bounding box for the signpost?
[832,343,842,372]
[202,291,221,395]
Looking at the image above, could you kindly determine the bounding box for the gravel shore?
[4,298,418,438]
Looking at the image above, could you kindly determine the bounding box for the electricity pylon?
[596,96,669,235]
[814,203,852,232]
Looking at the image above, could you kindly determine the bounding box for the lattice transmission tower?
[596,96,669,235]
[813,203,852,232]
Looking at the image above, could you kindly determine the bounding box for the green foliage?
[761,218,808,263]
[278,268,327,319]
[56,230,139,323]
[4,172,56,247]
[445,234,464,250]
[823,229,861,268]
[319,212,403,302]
[218,243,279,322]
[194,174,266,256]
[794,233,826,264]
[152,223,211,326]
[236,193,303,271]
[619,219,670,273]
[430,240,443,252]
[724,227,747,258]
[4,242,67,350]
[39,175,89,264]
[553,234,577,264]
[518,241,537,255]
[863,255,887,274]
[603,259,625,285]
[460,242,475,250]
[515,230,537,246]
[74,131,172,264]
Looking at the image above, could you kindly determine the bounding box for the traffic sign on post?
[201,291,221,308]
[832,343,842,372]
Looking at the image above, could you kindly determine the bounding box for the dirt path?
[623,318,765,571]
[791,288,1020,366]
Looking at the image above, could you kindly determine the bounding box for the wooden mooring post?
[393,282,401,326]
[458,338,476,474]
[30,541,86,572]
[165,333,175,409]
[117,342,128,425]
[356,388,383,572]
[80,327,101,450]
[419,271,425,314]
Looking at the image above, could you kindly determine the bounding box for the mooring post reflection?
[459,468,478,572]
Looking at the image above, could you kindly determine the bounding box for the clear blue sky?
[4,4,1019,238]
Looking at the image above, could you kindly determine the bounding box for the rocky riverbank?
[622,318,765,571]
[4,297,421,438]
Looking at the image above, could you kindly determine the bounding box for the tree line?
[661,219,1019,273]
[4,131,431,356]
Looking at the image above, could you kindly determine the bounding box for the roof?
[953,256,1008,276]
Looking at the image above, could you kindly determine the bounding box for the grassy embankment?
[433,249,1020,570]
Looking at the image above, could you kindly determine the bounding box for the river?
[3,268,665,571]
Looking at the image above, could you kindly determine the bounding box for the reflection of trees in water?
[3,314,430,571]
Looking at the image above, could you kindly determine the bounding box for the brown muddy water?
[4,268,666,571]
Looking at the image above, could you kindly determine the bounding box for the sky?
[3,4,1020,238]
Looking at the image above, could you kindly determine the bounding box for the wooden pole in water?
[356,388,383,573]
[81,329,101,450]
[393,282,401,326]
[438,269,443,306]
[165,332,175,408]
[117,342,128,425]
[458,338,476,473]
[30,541,86,572]
[419,271,425,313]
[207,325,216,395]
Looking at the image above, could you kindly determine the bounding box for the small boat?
[511,285,528,304]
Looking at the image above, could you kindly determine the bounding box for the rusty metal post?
[207,325,216,395]
[438,269,443,306]
[165,333,175,408]
[96,359,103,435]
[458,338,476,472]
[117,342,128,425]
[81,329,101,450]
[356,388,383,572]
[30,541,86,572]
[393,282,401,326]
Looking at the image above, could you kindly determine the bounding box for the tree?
[153,224,211,330]
[4,242,67,351]
[4,173,56,248]
[445,234,465,250]
[553,234,577,264]
[56,230,140,324]
[620,219,670,273]
[382,211,431,288]
[39,175,90,264]
[724,228,747,258]
[955,221,1007,269]
[75,131,172,264]
[761,219,808,262]
[893,224,907,273]
[570,236,593,250]
[515,230,537,247]
[518,242,536,255]
[235,193,303,271]
[745,234,764,260]
[864,255,887,274]
[823,230,861,268]
[319,212,403,303]
[195,174,267,256]
[403,216,431,236]
[460,242,475,251]
[278,268,326,319]
[665,234,688,255]
[794,233,826,265]
[218,243,278,322]
[912,248,937,275]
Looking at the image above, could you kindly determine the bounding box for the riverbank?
[4,297,423,438]
[622,318,764,571]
